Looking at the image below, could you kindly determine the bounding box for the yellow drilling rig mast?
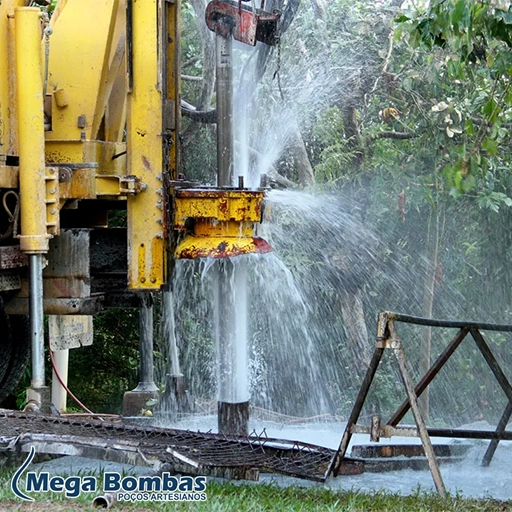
[0,0,278,432]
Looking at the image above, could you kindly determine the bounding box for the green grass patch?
[0,466,510,511]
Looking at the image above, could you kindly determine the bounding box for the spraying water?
[164,0,512,436]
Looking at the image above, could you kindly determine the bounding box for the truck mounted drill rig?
[0,0,279,435]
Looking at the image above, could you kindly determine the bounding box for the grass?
[0,467,510,511]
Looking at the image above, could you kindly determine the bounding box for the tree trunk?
[342,104,364,171]
[338,288,371,375]
[288,124,316,187]
[419,207,441,420]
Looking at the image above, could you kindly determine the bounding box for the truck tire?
[0,295,30,404]
[0,295,13,384]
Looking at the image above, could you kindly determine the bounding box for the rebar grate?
[0,410,341,481]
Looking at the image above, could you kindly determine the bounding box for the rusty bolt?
[140,277,146,283]
[150,277,156,283]
[58,168,72,183]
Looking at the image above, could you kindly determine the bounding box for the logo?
[11,446,36,501]
[11,445,208,503]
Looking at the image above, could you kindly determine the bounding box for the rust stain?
[142,155,151,171]
[177,237,272,260]
[176,189,264,200]
[218,198,229,216]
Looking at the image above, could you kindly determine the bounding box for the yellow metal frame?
[174,189,265,227]
[126,0,165,289]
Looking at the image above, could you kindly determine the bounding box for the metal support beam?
[482,401,512,467]
[470,328,512,466]
[389,322,446,496]
[339,312,512,492]
[126,0,166,290]
[388,327,469,427]
[330,346,384,476]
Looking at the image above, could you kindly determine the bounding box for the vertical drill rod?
[216,31,234,188]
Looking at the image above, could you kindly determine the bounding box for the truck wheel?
[0,295,13,384]
[0,296,30,404]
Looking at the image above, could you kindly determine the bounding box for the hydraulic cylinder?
[15,7,49,254]
[15,7,50,410]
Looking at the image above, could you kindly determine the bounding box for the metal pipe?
[29,254,45,389]
[162,288,181,376]
[214,27,248,435]
[92,492,117,509]
[382,311,512,332]
[216,30,234,188]
[51,348,69,413]
[134,293,158,392]
[215,259,249,435]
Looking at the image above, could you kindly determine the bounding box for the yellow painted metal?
[164,0,181,181]
[45,167,60,236]
[104,54,127,143]
[175,219,272,259]
[53,87,69,108]
[96,174,142,197]
[174,189,264,228]
[194,220,254,237]
[45,0,125,144]
[176,236,258,259]
[0,3,22,182]
[0,0,28,158]
[174,189,271,259]
[15,7,51,254]
[0,2,9,158]
[126,0,166,290]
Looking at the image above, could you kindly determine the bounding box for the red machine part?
[205,0,280,46]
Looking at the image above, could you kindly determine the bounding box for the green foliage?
[67,309,140,413]
[395,0,512,200]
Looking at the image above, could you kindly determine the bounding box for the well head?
[174,188,272,259]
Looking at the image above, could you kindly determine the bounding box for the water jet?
[171,0,279,435]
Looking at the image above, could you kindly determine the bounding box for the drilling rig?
[0,0,279,435]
